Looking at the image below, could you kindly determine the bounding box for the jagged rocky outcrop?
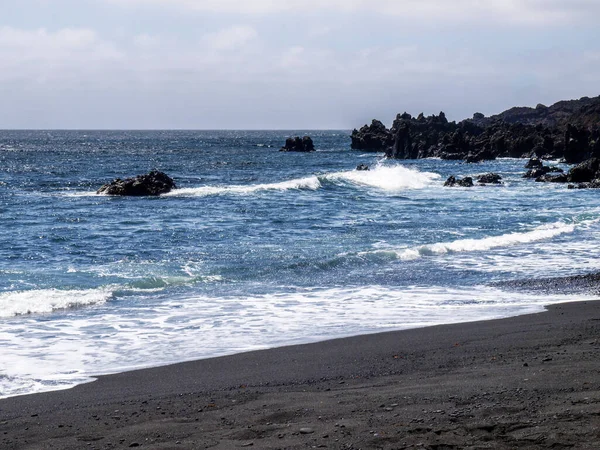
[351,95,600,164]
[523,158,564,181]
[280,136,315,152]
[97,171,176,196]
[350,120,394,151]
[567,158,600,188]
[533,157,600,188]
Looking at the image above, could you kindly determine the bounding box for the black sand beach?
[1,300,600,449]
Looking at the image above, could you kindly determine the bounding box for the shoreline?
[2,300,600,449]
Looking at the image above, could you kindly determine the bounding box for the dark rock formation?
[444,176,474,187]
[568,181,600,189]
[475,95,600,129]
[525,157,544,169]
[533,157,600,187]
[466,149,496,163]
[566,158,600,183]
[356,164,370,171]
[97,171,176,196]
[280,136,315,152]
[523,166,563,179]
[477,173,503,184]
[350,120,393,151]
[535,173,569,183]
[388,112,457,160]
[352,95,600,164]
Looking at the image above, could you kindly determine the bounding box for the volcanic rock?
[525,157,544,169]
[523,166,564,179]
[477,173,503,184]
[97,171,176,196]
[444,176,474,188]
[280,136,315,152]
[566,157,600,183]
[352,95,600,163]
[535,173,569,183]
[350,120,393,152]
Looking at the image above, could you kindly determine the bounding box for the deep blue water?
[1,130,599,397]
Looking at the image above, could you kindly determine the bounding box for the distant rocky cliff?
[351,95,600,164]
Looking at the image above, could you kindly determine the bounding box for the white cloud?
[201,25,257,51]
[279,46,307,69]
[0,27,123,83]
[133,33,161,48]
[0,27,121,60]
[107,0,599,25]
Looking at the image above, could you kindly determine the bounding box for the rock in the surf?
[564,157,600,188]
[477,173,503,184]
[566,157,600,183]
[97,170,176,196]
[444,176,474,187]
[356,164,370,171]
[525,157,544,169]
[523,165,564,179]
[535,173,569,183]
[280,136,315,152]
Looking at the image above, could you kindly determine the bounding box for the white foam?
[326,164,440,191]
[58,191,98,197]
[0,288,113,318]
[0,284,594,398]
[164,176,321,197]
[163,164,438,197]
[368,221,583,261]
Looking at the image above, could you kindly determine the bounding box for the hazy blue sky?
[1,0,598,129]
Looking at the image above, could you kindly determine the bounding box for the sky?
[0,0,599,129]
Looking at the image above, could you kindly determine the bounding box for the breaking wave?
[325,164,440,191]
[164,176,321,197]
[165,164,439,197]
[366,220,592,261]
[0,288,113,318]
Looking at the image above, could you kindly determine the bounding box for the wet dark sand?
[1,300,600,449]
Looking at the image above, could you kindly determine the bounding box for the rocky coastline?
[351,95,600,167]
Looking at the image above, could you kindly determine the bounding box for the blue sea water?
[1,130,599,398]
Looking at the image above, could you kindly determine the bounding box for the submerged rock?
[568,181,600,189]
[356,164,370,171]
[280,136,315,152]
[535,173,569,183]
[97,170,176,196]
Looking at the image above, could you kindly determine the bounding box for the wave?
[0,288,113,318]
[325,164,440,191]
[0,271,227,318]
[165,164,439,198]
[365,221,589,261]
[164,176,321,197]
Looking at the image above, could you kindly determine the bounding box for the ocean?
[1,130,598,399]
